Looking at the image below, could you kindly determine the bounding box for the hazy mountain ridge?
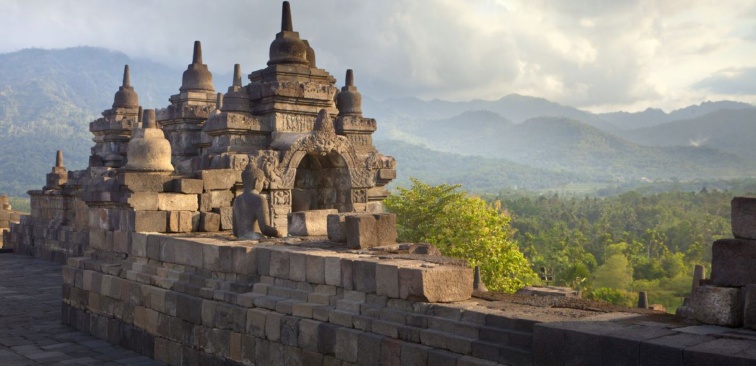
[0,46,753,197]
[598,101,754,130]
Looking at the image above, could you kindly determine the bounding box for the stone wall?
[61,233,542,366]
[0,195,22,248]
[5,191,87,261]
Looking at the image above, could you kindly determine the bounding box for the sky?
[2,0,756,113]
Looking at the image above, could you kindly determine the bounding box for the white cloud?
[1,0,755,112]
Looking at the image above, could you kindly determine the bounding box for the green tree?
[385,178,536,293]
[592,254,633,290]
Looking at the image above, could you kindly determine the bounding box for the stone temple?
[4,2,756,366]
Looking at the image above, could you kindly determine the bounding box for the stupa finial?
[123,65,131,87]
[193,40,202,64]
[233,64,242,87]
[345,69,354,87]
[143,109,156,129]
[56,150,64,168]
[282,1,293,32]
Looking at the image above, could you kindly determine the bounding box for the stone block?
[158,193,198,211]
[175,178,204,194]
[289,252,307,282]
[711,238,756,286]
[374,213,398,245]
[215,206,233,230]
[639,333,716,366]
[289,209,337,236]
[346,214,377,249]
[119,171,172,192]
[167,211,194,233]
[306,252,326,284]
[270,249,291,279]
[399,264,473,303]
[298,319,320,352]
[357,332,383,366]
[376,261,401,298]
[134,211,167,233]
[200,169,238,191]
[745,284,756,330]
[200,190,234,212]
[353,259,378,293]
[732,196,756,239]
[335,327,361,363]
[127,192,159,211]
[199,212,220,232]
[324,256,343,286]
[693,285,742,327]
[327,214,347,242]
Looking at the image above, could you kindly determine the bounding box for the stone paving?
[0,253,164,366]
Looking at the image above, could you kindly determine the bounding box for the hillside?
[386,114,753,180]
[598,101,753,130]
[0,47,230,197]
[375,139,589,192]
[619,108,756,160]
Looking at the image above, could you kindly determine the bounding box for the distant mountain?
[387,113,753,180]
[598,101,754,130]
[374,139,590,192]
[0,47,230,196]
[0,46,752,197]
[619,108,756,161]
[364,93,620,134]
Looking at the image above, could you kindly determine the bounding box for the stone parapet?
[58,233,549,365]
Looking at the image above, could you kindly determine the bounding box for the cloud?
[694,67,756,95]
[1,0,755,112]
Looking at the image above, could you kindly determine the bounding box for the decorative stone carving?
[233,162,281,240]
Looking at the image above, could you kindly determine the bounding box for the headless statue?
[233,162,281,240]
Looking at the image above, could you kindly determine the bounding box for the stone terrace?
[0,253,163,366]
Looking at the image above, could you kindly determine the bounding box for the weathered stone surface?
[119,172,172,192]
[134,211,167,233]
[200,169,238,191]
[743,284,756,330]
[345,214,375,249]
[327,214,347,242]
[289,209,337,236]
[126,192,159,211]
[732,196,756,240]
[200,212,221,232]
[168,211,194,233]
[200,191,234,212]
[711,238,756,286]
[158,193,199,211]
[125,109,174,173]
[399,264,473,303]
[175,178,204,194]
[693,285,742,327]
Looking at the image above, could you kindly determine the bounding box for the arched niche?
[291,151,352,212]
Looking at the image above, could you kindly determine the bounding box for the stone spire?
[112,65,139,109]
[268,1,309,66]
[216,92,224,111]
[56,150,64,168]
[45,150,68,190]
[180,41,215,92]
[233,64,242,88]
[336,69,362,116]
[125,109,174,172]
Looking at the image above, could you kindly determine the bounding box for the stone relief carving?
[275,109,375,189]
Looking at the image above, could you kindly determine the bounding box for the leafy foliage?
[497,189,745,311]
[385,178,536,293]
